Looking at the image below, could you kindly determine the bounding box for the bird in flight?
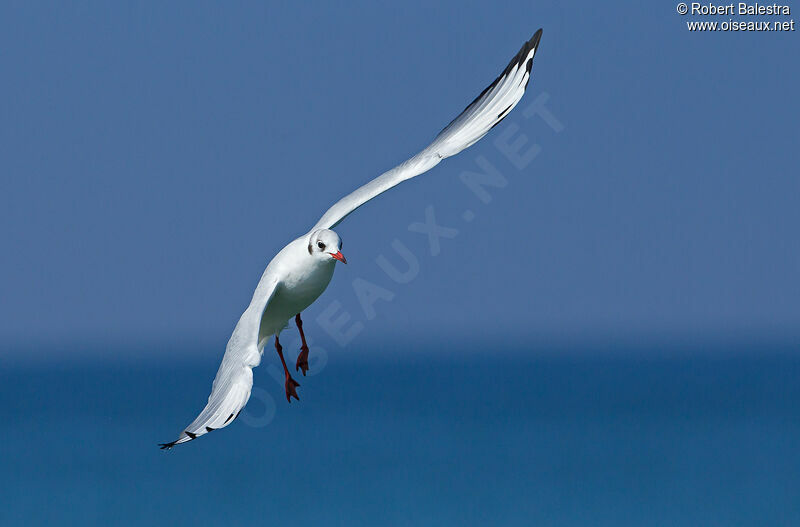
[160,29,543,449]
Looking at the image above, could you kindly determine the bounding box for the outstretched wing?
[159,275,280,449]
[310,29,542,232]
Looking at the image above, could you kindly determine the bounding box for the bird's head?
[308,229,346,264]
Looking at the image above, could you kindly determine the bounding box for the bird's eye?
[317,242,326,250]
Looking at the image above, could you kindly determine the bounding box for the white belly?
[257,249,335,344]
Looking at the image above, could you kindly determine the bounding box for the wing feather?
[159,275,280,449]
[310,29,542,231]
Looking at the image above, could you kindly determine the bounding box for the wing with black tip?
[310,29,543,231]
[159,276,280,449]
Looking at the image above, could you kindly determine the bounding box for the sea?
[1,346,798,526]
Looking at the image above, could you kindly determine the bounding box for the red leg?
[295,313,310,376]
[275,334,300,402]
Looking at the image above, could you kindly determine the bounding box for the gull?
[160,29,543,449]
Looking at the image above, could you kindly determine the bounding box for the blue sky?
[1,1,798,359]
[2,7,798,524]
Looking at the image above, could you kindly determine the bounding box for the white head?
[307,229,347,264]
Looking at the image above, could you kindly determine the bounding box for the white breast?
[257,238,336,345]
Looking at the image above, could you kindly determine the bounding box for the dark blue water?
[2,350,799,526]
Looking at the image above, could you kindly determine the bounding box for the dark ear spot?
[308,244,313,255]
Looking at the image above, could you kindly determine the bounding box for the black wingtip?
[517,28,542,71]
[436,28,545,139]
[501,28,542,77]
[159,430,200,450]
[531,28,543,48]
[522,29,542,88]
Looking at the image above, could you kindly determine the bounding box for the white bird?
[160,29,543,449]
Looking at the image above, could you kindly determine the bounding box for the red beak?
[329,251,347,264]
